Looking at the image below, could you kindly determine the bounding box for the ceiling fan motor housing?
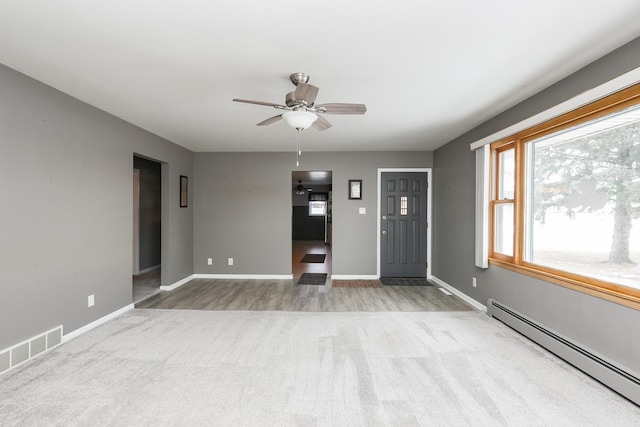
[286,91,310,107]
[289,72,310,86]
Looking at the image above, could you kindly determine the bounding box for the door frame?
[377,168,432,279]
[133,169,140,275]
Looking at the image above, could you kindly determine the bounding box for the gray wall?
[194,151,432,276]
[432,37,640,372]
[0,63,193,350]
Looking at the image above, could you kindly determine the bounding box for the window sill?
[488,258,640,311]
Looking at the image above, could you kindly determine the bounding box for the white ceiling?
[2,1,640,154]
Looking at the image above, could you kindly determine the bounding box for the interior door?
[380,172,427,277]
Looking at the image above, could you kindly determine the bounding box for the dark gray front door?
[380,172,427,277]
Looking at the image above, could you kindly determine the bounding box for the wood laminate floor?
[136,278,473,312]
[137,240,472,312]
[132,269,161,304]
[292,240,331,278]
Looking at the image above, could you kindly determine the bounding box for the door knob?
[382,216,387,220]
[382,230,387,235]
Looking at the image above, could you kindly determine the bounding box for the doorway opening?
[292,171,332,278]
[133,155,162,303]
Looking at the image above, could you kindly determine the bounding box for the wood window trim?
[488,82,640,312]
[489,258,640,310]
[520,84,640,143]
[489,141,516,261]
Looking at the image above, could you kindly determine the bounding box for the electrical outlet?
[207,258,213,265]
[228,258,234,266]
[472,277,477,288]
[88,294,95,307]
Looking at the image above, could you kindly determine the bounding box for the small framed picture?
[348,179,362,200]
[180,175,188,207]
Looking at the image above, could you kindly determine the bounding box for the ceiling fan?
[233,72,367,131]
[294,180,312,195]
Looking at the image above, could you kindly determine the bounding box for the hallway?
[132,269,161,304]
[292,240,331,278]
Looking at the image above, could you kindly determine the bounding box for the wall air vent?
[0,326,63,375]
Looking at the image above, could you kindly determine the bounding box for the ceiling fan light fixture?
[282,110,317,130]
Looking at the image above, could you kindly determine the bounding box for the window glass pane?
[400,196,408,215]
[498,148,515,200]
[309,201,327,216]
[495,204,514,256]
[525,105,640,290]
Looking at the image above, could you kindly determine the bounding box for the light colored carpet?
[1,309,638,426]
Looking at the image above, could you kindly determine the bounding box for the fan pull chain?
[296,128,302,166]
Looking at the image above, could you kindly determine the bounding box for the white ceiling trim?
[469,66,640,151]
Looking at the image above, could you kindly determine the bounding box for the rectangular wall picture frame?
[349,179,362,200]
[180,175,188,207]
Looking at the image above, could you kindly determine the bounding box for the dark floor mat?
[380,277,432,286]
[300,254,326,263]
[297,273,327,285]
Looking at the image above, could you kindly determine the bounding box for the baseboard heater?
[487,299,640,406]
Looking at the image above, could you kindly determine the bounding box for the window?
[309,201,327,216]
[400,196,408,216]
[489,83,640,308]
[490,144,516,259]
[308,192,328,216]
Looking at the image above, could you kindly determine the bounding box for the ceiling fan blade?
[256,114,283,126]
[233,98,286,108]
[316,103,367,114]
[312,115,332,131]
[294,83,319,105]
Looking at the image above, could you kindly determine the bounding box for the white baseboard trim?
[159,274,295,292]
[193,274,293,280]
[330,275,379,280]
[430,275,487,312]
[159,274,195,291]
[137,264,161,275]
[62,304,135,343]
